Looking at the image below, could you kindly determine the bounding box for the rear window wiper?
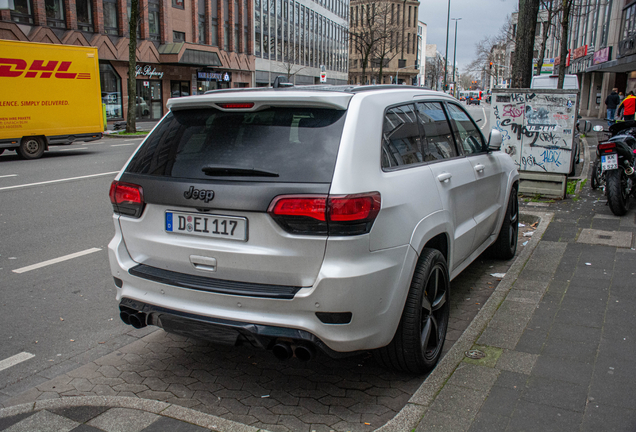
[201,165,279,177]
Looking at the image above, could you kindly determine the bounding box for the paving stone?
[541,337,599,364]
[508,400,581,432]
[531,356,594,386]
[139,416,210,432]
[467,412,509,432]
[479,387,520,417]
[96,366,122,379]
[69,378,95,393]
[48,406,110,423]
[111,383,149,393]
[580,403,636,432]
[447,364,500,390]
[577,228,632,247]
[415,409,473,432]
[428,385,487,418]
[521,376,588,413]
[0,412,35,431]
[3,410,78,432]
[495,350,538,375]
[166,384,194,399]
[87,408,158,432]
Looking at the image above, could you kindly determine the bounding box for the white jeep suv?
[108,85,519,374]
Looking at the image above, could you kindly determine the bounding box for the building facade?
[348,0,420,85]
[252,0,349,85]
[2,0,254,122]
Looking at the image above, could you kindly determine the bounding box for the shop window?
[100,63,123,120]
[174,31,186,42]
[149,0,160,41]
[173,0,184,9]
[103,0,118,35]
[171,80,190,97]
[76,0,94,32]
[137,80,163,120]
[45,0,66,28]
[10,0,34,24]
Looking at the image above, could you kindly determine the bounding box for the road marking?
[0,174,17,179]
[0,171,119,191]
[0,352,35,372]
[59,147,88,151]
[13,248,102,274]
[480,106,487,130]
[111,143,138,147]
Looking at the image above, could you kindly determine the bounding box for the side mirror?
[593,125,604,132]
[585,121,592,133]
[488,129,503,151]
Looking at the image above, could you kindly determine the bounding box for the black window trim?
[380,99,464,172]
[443,101,488,157]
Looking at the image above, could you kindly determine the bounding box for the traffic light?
[489,62,493,70]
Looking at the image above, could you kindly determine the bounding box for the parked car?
[108,85,519,374]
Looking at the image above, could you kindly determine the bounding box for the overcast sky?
[419,0,518,72]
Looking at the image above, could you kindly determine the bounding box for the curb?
[376,210,554,432]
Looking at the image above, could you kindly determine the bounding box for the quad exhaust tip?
[271,341,316,362]
[119,308,147,329]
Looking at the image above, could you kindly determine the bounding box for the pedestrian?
[605,87,620,126]
[617,91,636,121]
[619,91,625,101]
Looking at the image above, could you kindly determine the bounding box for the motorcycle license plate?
[601,154,618,171]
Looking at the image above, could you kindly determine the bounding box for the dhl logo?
[0,58,90,79]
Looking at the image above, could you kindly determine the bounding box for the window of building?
[408,6,411,27]
[276,0,282,60]
[171,80,190,97]
[244,0,249,54]
[45,0,66,28]
[234,0,240,51]
[103,0,118,35]
[10,0,34,24]
[211,0,219,46]
[198,0,206,43]
[173,0,184,9]
[224,0,229,50]
[174,31,186,41]
[407,33,410,54]
[100,63,123,120]
[149,0,160,41]
[262,0,269,58]
[255,0,261,56]
[76,0,94,31]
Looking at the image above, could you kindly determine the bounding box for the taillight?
[599,142,616,151]
[217,102,255,109]
[268,192,381,236]
[109,181,145,218]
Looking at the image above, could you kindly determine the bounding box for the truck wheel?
[0,149,4,155]
[374,248,450,374]
[489,185,518,260]
[18,137,45,160]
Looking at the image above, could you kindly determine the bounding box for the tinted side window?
[415,102,457,161]
[446,103,486,155]
[382,104,422,169]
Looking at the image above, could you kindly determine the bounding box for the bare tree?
[510,0,541,88]
[371,1,405,83]
[556,0,574,88]
[535,0,556,76]
[349,2,383,83]
[126,0,140,133]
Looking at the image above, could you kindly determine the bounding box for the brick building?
[1,0,255,122]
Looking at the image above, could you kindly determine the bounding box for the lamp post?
[451,18,461,97]
[443,0,450,92]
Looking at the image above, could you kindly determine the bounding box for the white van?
[530,74,579,90]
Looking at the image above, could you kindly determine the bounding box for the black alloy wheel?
[490,186,519,260]
[607,169,630,216]
[374,248,450,374]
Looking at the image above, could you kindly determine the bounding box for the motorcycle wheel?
[606,169,630,216]
[591,159,602,190]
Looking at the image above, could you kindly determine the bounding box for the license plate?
[165,211,247,241]
[601,153,618,171]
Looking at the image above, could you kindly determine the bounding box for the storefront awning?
[586,53,636,73]
[158,43,222,67]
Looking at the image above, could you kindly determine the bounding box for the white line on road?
[111,143,138,147]
[0,171,119,191]
[0,352,35,372]
[13,248,102,274]
[0,174,17,179]
[480,106,487,130]
[59,147,88,151]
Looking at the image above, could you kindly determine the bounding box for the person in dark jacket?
[605,88,620,126]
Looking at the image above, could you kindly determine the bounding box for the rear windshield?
[126,107,346,183]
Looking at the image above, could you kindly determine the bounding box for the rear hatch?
[115,91,351,290]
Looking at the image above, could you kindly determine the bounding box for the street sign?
[320,72,327,83]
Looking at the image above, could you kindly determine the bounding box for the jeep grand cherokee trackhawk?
[108,85,519,374]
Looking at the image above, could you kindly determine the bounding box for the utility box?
[490,88,579,198]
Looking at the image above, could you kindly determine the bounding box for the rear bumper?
[109,218,416,353]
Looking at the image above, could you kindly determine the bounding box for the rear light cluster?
[268,192,381,236]
[109,181,145,218]
[599,142,616,153]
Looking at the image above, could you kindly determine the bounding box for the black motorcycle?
[592,120,636,215]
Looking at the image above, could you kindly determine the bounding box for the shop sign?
[593,47,612,65]
[554,50,571,67]
[135,65,164,79]
[572,45,587,60]
[197,71,232,81]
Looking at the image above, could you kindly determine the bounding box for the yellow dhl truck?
[0,40,103,160]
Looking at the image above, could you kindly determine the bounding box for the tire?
[0,149,4,155]
[606,169,630,216]
[591,159,602,190]
[17,137,45,160]
[489,185,519,260]
[374,248,450,374]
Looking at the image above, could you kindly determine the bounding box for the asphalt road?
[0,137,149,398]
[0,103,493,402]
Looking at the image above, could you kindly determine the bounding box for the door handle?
[437,173,452,182]
[474,164,485,173]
